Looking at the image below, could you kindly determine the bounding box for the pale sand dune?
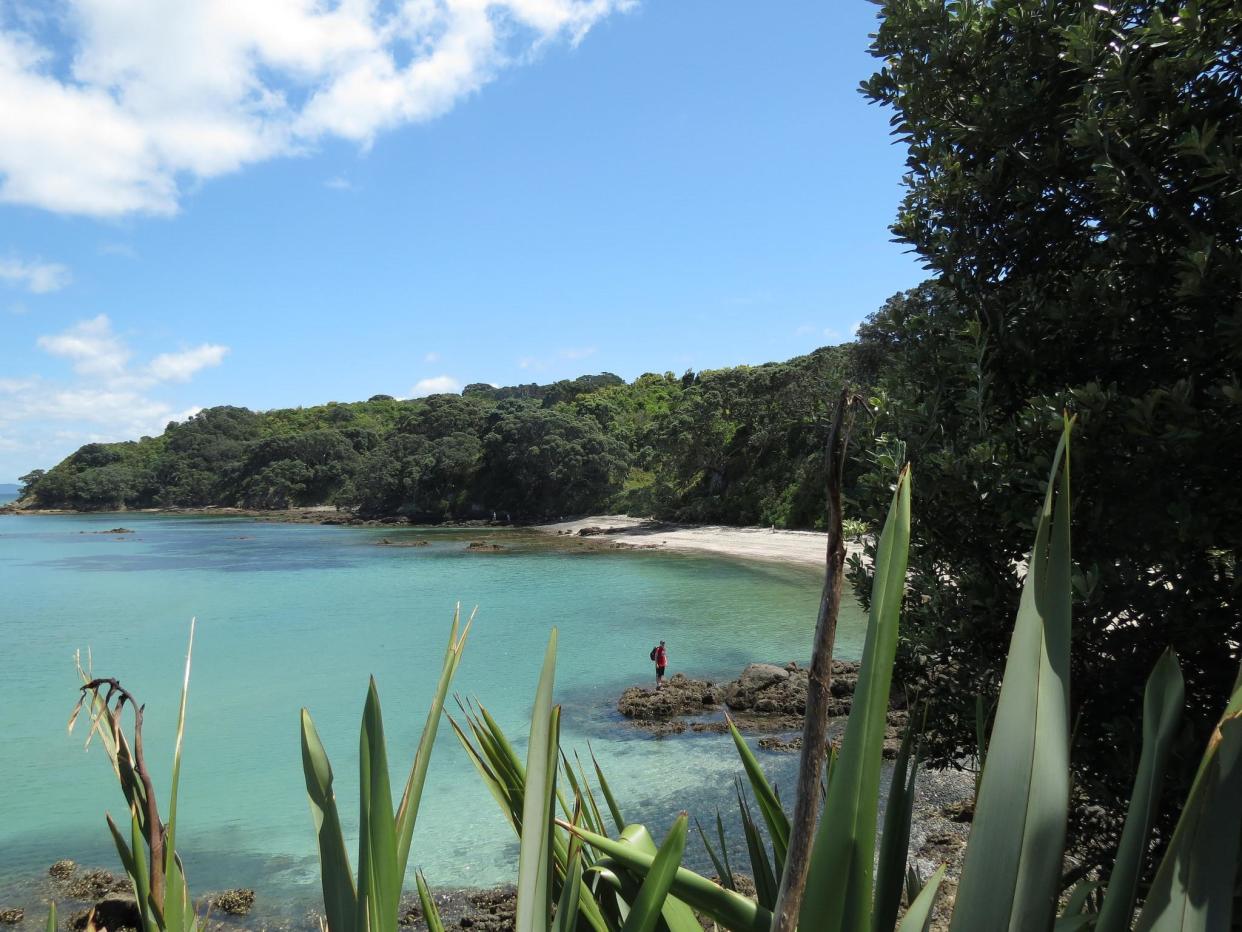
[535,514,865,568]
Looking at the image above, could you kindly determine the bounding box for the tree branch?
[770,388,856,932]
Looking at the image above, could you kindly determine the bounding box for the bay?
[0,512,864,917]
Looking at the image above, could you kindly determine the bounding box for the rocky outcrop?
[48,860,77,880]
[466,541,504,552]
[58,868,127,901]
[722,660,860,718]
[617,674,723,720]
[618,659,910,754]
[0,909,24,925]
[459,888,516,932]
[206,889,256,916]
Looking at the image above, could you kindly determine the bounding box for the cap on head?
[660,640,665,645]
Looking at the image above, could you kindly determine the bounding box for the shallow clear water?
[0,513,864,915]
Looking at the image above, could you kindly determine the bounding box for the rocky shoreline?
[615,661,909,756]
[0,860,519,932]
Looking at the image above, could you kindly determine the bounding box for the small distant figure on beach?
[649,640,668,688]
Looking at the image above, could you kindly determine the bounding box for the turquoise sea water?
[0,512,864,917]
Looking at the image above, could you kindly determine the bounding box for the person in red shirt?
[654,640,668,688]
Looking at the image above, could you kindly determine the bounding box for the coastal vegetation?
[16,348,850,529]
[16,0,1241,919]
[63,424,1242,930]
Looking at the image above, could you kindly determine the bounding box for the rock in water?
[48,860,76,880]
[208,889,256,916]
[617,673,723,720]
[0,909,24,925]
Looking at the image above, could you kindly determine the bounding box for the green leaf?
[727,719,790,871]
[896,865,945,932]
[694,816,734,891]
[515,629,560,932]
[300,709,358,932]
[615,824,701,932]
[552,836,584,932]
[396,607,472,878]
[874,715,920,932]
[736,785,778,910]
[358,679,399,932]
[591,747,626,834]
[416,871,446,932]
[1134,675,1242,931]
[949,419,1073,932]
[46,902,56,932]
[562,821,771,932]
[619,815,689,932]
[1095,649,1184,932]
[800,465,912,932]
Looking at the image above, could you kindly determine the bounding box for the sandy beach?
[536,514,865,568]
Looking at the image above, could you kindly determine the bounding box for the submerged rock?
[0,908,24,925]
[466,541,504,552]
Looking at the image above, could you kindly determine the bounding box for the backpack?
[649,646,659,661]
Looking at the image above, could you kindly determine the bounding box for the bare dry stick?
[770,388,855,932]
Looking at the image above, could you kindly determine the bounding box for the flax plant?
[69,621,200,932]
[299,606,473,932]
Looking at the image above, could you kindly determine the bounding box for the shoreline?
[535,514,864,568]
[3,504,864,569]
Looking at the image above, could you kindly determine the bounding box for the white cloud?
[0,317,229,475]
[0,0,633,217]
[0,256,72,293]
[560,346,597,360]
[37,315,131,377]
[411,375,463,396]
[324,177,355,191]
[147,344,230,382]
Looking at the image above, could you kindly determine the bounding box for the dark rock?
[106,528,133,534]
[48,860,76,880]
[576,526,604,537]
[207,889,255,916]
[758,735,803,752]
[461,888,515,932]
[62,869,127,901]
[466,541,504,552]
[942,798,975,823]
[0,909,24,924]
[398,896,423,926]
[72,892,140,931]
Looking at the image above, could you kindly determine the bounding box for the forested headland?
[14,346,853,528]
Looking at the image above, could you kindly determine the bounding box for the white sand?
[535,514,865,568]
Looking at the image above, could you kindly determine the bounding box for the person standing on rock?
[652,640,668,688]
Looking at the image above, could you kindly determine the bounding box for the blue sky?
[0,1,923,482]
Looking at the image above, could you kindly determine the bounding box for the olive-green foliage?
[853,0,1242,866]
[22,348,854,524]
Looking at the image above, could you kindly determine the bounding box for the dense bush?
[20,348,854,523]
[852,0,1242,864]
